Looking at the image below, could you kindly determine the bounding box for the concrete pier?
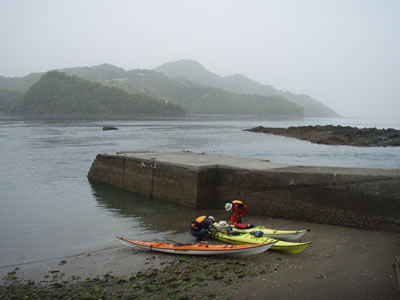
[88,151,400,232]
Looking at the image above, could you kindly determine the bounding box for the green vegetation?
[0,60,340,118]
[37,64,303,116]
[0,89,22,113]
[60,63,127,81]
[1,255,279,299]
[100,69,304,116]
[155,60,338,117]
[11,71,185,118]
[183,89,304,116]
[0,73,42,92]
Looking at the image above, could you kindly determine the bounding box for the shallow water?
[0,116,399,267]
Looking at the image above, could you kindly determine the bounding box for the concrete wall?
[88,154,218,209]
[88,153,400,232]
[214,166,400,232]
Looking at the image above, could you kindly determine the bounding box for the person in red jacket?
[225,200,248,224]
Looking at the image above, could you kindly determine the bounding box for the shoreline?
[246,125,400,147]
[2,217,399,299]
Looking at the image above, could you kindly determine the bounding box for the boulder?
[102,126,118,131]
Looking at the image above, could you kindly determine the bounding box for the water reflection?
[91,181,206,234]
[90,181,229,235]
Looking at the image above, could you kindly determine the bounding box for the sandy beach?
[1,216,399,299]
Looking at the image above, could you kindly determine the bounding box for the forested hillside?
[48,64,302,116]
[0,73,42,92]
[0,60,341,118]
[155,60,338,117]
[11,71,185,118]
[99,69,304,116]
[0,89,23,113]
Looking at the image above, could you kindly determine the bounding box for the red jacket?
[230,201,247,224]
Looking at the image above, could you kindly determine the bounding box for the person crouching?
[190,216,217,241]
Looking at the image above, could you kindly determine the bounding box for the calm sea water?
[1,116,399,267]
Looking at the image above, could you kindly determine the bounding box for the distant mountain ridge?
[1,64,304,117]
[0,60,337,117]
[155,59,338,117]
[57,64,304,117]
[96,68,304,116]
[0,73,42,92]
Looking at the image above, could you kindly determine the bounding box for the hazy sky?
[1,0,399,118]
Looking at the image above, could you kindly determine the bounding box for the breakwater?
[88,151,400,232]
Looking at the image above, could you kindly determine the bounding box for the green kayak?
[214,223,309,241]
[210,231,311,254]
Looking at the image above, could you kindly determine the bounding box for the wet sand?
[1,217,399,299]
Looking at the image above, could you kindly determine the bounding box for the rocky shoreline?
[246,125,400,147]
[1,256,250,299]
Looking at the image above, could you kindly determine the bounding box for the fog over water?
[1,0,400,118]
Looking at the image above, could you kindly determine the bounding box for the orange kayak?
[117,236,274,256]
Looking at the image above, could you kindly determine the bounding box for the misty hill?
[155,60,338,117]
[98,69,304,116]
[0,63,304,117]
[0,65,125,93]
[11,71,185,118]
[54,64,303,116]
[60,63,128,81]
[0,89,23,114]
[0,73,42,93]
[0,64,130,93]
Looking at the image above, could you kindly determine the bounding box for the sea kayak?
[214,223,309,241]
[117,236,275,256]
[210,232,311,254]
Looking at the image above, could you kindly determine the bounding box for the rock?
[245,125,400,147]
[102,126,118,131]
[52,282,63,288]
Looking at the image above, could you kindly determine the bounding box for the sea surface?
[1,116,399,267]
